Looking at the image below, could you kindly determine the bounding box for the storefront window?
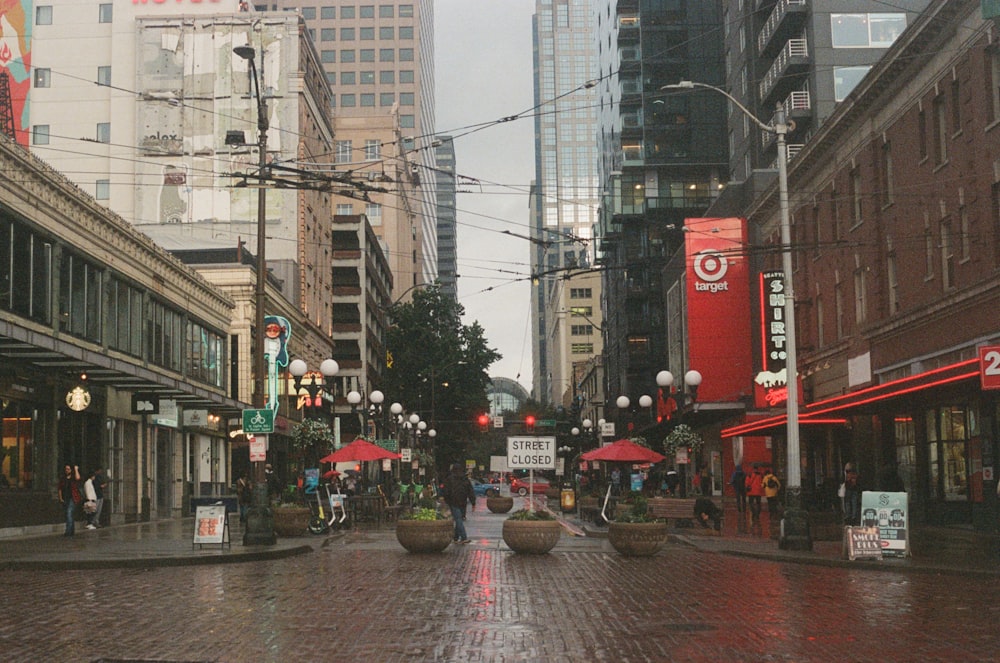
[1,401,34,489]
[926,406,976,502]
[894,415,916,493]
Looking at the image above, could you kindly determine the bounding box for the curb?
[0,543,316,572]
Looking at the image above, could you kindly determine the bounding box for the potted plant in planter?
[486,493,514,513]
[607,495,668,557]
[502,508,562,554]
[395,499,454,553]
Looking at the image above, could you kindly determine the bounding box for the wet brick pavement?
[3,501,1000,662]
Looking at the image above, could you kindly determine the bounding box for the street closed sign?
[507,436,556,470]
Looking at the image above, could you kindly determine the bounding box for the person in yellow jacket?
[762,468,782,517]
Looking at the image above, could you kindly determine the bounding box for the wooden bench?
[648,497,723,533]
[648,497,698,525]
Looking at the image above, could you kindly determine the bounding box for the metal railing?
[759,38,809,101]
[758,0,808,54]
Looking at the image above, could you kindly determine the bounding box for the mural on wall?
[0,0,31,145]
[133,23,286,242]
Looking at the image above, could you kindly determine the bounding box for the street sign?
[979,345,1000,390]
[506,436,556,470]
[243,408,274,434]
[493,415,504,428]
[536,419,556,428]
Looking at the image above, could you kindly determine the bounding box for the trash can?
[560,488,576,512]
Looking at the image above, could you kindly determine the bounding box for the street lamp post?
[235,44,274,546]
[615,395,630,437]
[661,80,810,550]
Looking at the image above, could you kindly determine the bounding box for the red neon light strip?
[802,359,978,411]
[803,371,978,418]
[721,369,978,438]
[758,272,767,371]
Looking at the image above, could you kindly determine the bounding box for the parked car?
[471,479,500,498]
[509,476,550,496]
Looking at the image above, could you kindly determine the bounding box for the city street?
[4,505,1000,662]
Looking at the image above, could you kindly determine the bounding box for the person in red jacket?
[745,464,765,523]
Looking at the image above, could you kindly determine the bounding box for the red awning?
[722,359,979,438]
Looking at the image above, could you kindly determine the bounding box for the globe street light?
[661,80,809,550]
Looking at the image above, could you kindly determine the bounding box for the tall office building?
[593,1,727,408]
[267,0,437,302]
[434,135,458,300]
[530,0,602,407]
[717,0,930,196]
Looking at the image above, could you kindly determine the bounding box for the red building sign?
[684,217,752,402]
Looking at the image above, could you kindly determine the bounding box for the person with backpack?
[745,464,765,522]
[762,467,782,517]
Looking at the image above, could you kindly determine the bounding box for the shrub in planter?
[502,508,562,554]
[395,507,453,553]
[607,496,667,557]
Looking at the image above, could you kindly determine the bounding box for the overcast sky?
[435,0,537,394]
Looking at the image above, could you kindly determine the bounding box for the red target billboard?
[684,217,752,402]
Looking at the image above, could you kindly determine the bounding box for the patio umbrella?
[320,438,402,463]
[580,438,666,464]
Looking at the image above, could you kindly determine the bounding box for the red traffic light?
[525,415,536,431]
[477,414,490,431]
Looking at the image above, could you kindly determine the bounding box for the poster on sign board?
[861,491,909,557]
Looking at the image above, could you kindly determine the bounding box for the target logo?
[692,250,730,292]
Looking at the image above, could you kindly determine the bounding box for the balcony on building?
[757,0,808,58]
[758,37,810,106]
[761,88,812,152]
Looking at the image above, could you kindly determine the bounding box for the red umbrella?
[580,438,666,464]
[320,438,402,463]
[322,470,340,479]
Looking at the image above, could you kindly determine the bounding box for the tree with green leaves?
[381,285,501,472]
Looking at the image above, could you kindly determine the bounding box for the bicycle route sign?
[242,408,274,434]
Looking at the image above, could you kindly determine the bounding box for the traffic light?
[477,413,490,432]
[525,415,536,433]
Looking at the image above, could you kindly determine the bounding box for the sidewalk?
[0,519,316,570]
[2,501,997,576]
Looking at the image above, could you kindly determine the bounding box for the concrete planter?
[395,518,454,553]
[272,506,310,537]
[502,519,562,554]
[607,521,668,557]
[486,496,514,513]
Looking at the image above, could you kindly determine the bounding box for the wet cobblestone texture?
[5,529,1000,662]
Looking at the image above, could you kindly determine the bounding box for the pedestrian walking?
[745,464,765,522]
[83,469,99,530]
[842,463,861,525]
[93,467,107,527]
[57,464,81,536]
[762,467,781,517]
[236,471,252,524]
[441,464,475,544]
[731,464,747,513]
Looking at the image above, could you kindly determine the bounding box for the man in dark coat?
[441,464,476,544]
